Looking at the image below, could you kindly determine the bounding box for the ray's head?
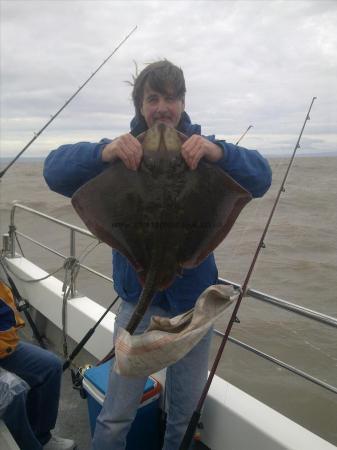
[131,60,186,129]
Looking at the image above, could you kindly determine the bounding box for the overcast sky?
[1,0,336,160]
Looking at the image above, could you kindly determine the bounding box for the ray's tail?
[124,267,158,335]
[97,253,160,366]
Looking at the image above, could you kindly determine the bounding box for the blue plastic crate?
[82,360,162,450]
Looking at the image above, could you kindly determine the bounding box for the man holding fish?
[44,60,271,450]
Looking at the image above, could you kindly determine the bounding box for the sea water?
[1,156,336,446]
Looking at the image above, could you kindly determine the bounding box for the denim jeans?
[0,341,62,449]
[92,300,213,450]
[3,389,42,450]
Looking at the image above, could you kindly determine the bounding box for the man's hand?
[181,135,223,170]
[102,133,143,170]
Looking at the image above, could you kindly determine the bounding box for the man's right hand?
[101,133,143,171]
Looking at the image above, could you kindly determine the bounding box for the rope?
[61,258,80,359]
[61,241,102,359]
[1,239,103,360]
[0,254,65,283]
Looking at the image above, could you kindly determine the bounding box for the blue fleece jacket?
[44,113,272,313]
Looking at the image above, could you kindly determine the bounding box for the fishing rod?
[235,124,253,145]
[0,259,46,349]
[62,294,120,372]
[179,96,317,450]
[0,26,137,179]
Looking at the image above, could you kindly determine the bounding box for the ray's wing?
[71,162,155,273]
[175,162,252,267]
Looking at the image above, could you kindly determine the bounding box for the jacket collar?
[130,112,201,137]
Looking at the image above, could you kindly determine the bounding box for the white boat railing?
[4,202,337,396]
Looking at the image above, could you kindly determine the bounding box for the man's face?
[140,83,185,129]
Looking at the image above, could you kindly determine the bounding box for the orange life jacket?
[0,281,25,358]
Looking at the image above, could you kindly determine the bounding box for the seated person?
[1,367,44,450]
[0,277,76,450]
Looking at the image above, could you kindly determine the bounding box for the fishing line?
[0,25,137,179]
[179,96,317,450]
[14,232,25,257]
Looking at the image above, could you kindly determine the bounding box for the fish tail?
[125,259,159,335]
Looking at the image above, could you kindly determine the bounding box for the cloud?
[1,0,336,159]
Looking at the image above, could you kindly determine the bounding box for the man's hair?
[131,60,186,119]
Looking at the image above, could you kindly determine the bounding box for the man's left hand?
[181,136,223,170]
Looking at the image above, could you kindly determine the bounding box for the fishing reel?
[71,364,92,399]
[15,296,30,313]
